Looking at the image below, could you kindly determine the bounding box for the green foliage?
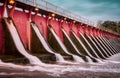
[102,21,117,31]
[98,20,120,34]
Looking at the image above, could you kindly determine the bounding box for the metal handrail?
[16,0,94,26]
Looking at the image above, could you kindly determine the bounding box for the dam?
[0,0,120,78]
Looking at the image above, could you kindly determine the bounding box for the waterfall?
[31,23,65,62]
[55,54,65,62]
[102,37,118,54]
[103,37,120,53]
[49,27,85,63]
[86,34,106,59]
[86,56,93,63]
[96,37,112,56]
[72,55,85,63]
[98,37,115,55]
[91,35,110,57]
[4,19,42,65]
[79,32,101,59]
[72,32,94,62]
[72,32,92,56]
[62,29,81,55]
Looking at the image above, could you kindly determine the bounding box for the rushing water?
[79,32,100,59]
[50,27,85,63]
[98,37,115,55]
[100,37,117,54]
[72,32,92,57]
[1,19,120,77]
[85,56,93,63]
[0,55,120,77]
[103,37,119,53]
[5,19,42,65]
[62,29,81,55]
[86,34,106,59]
[90,34,110,57]
[1,5,120,78]
[31,23,65,62]
[96,37,113,56]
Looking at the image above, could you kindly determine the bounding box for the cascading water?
[79,32,101,59]
[98,37,115,55]
[3,6,8,18]
[49,27,85,63]
[72,55,85,63]
[96,37,113,56]
[1,2,120,78]
[31,23,65,62]
[86,56,93,63]
[72,32,88,56]
[90,34,110,57]
[4,19,42,65]
[74,33,103,63]
[102,37,118,54]
[86,34,106,59]
[107,38,120,53]
[71,31,94,62]
[62,29,81,55]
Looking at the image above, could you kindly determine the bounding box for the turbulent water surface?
[0,53,120,78]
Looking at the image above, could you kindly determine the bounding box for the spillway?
[3,18,42,65]
[31,22,65,62]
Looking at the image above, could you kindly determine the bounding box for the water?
[90,34,110,57]
[3,7,8,17]
[96,37,113,56]
[86,34,106,59]
[62,29,81,55]
[1,56,120,77]
[1,3,120,78]
[79,32,101,59]
[104,37,120,53]
[31,23,65,62]
[72,55,85,63]
[102,37,119,54]
[72,31,93,58]
[98,37,115,55]
[86,56,93,63]
[49,27,85,63]
[4,19,42,65]
[107,53,120,61]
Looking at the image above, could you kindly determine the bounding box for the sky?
[44,0,120,24]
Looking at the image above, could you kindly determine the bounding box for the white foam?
[86,34,106,58]
[5,19,42,65]
[107,53,120,62]
[75,32,93,58]
[86,56,93,63]
[79,32,100,59]
[62,29,81,55]
[50,27,85,63]
[31,23,65,62]
[0,59,120,77]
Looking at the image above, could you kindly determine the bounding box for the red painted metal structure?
[49,18,63,41]
[0,4,5,54]
[71,23,80,38]
[61,21,71,36]
[32,13,48,40]
[7,5,29,48]
[0,0,120,56]
[79,25,85,36]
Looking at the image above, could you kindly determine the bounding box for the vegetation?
[97,21,120,35]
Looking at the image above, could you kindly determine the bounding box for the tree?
[116,22,120,33]
[97,20,120,34]
[102,21,117,31]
